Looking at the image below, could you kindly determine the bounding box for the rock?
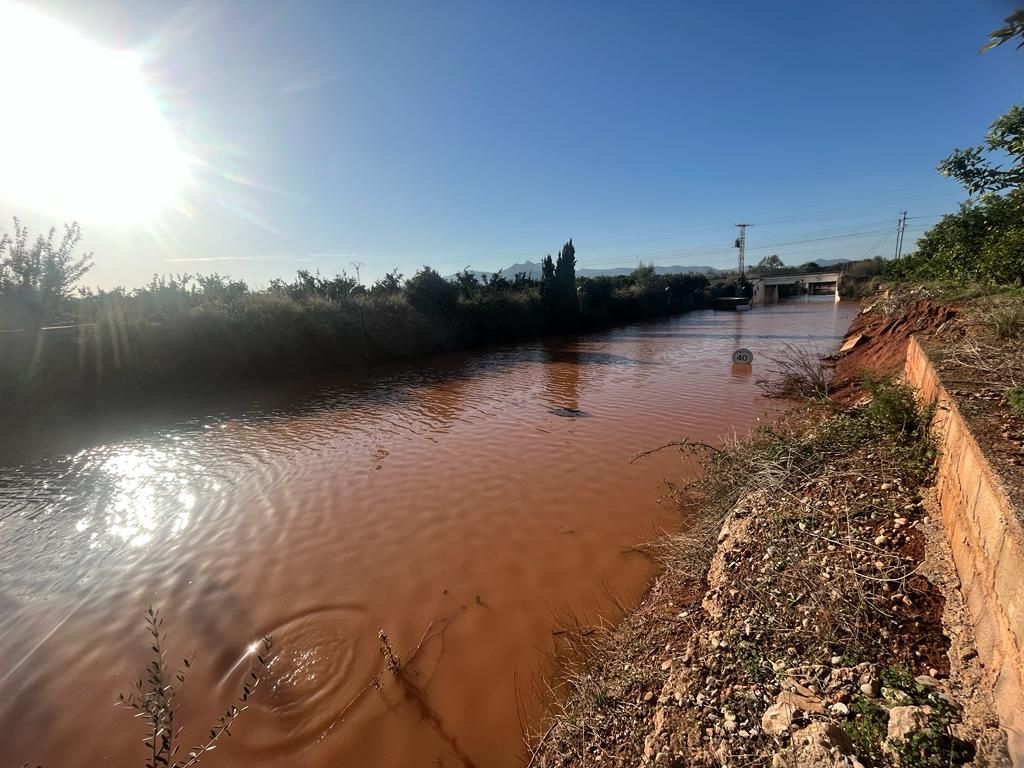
[762,702,797,735]
[839,334,866,353]
[644,691,655,703]
[914,675,940,688]
[792,681,818,698]
[830,702,850,716]
[777,722,856,767]
[859,680,880,697]
[660,659,673,672]
[830,655,843,666]
[882,686,912,704]
[887,705,933,741]
[779,690,826,715]
[874,535,888,546]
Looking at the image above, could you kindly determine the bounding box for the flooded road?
[0,299,857,768]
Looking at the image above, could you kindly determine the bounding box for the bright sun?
[0,2,192,225]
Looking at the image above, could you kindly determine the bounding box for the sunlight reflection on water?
[98,447,197,547]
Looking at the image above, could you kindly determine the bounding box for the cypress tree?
[553,239,577,324]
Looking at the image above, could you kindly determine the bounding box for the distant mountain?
[455,260,725,281]
[796,257,853,268]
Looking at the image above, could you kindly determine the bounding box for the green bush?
[889,103,1024,286]
[404,266,459,317]
[886,188,1024,285]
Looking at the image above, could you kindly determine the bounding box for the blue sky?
[5,0,1023,287]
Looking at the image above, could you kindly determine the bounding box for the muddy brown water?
[0,299,856,768]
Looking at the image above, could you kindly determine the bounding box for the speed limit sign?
[732,348,753,364]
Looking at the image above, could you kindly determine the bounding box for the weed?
[858,378,937,484]
[1006,386,1024,415]
[864,379,925,435]
[587,681,616,710]
[892,726,975,768]
[118,606,271,768]
[879,664,917,694]
[734,643,772,684]
[873,665,976,767]
[981,303,1024,340]
[756,343,831,399]
[842,697,889,766]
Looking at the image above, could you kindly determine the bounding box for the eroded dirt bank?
[533,293,1019,767]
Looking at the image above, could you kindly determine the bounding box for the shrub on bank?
[0,228,740,421]
[887,103,1024,286]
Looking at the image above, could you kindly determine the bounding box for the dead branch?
[629,438,722,464]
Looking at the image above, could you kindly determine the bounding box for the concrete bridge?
[749,271,842,304]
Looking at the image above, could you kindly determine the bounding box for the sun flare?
[0,2,192,224]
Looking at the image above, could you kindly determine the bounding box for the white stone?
[887,705,933,741]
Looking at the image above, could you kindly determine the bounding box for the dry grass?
[982,303,1024,340]
[937,297,1024,390]
[756,343,832,400]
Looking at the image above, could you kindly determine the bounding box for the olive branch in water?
[117,606,272,768]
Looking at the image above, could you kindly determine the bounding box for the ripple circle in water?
[220,604,369,754]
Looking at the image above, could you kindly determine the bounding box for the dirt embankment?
[829,296,959,398]
[533,294,1016,768]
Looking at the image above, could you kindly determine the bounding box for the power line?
[576,225,907,271]
[894,211,908,260]
[577,222,898,268]
[861,226,898,260]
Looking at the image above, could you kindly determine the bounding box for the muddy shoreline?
[532,293,1015,767]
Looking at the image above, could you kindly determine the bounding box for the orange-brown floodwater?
[0,299,856,767]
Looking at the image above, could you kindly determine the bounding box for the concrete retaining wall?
[905,336,1024,762]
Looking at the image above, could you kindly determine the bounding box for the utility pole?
[734,223,749,278]
[893,211,908,260]
[350,260,365,286]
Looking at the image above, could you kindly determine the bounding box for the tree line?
[0,231,742,422]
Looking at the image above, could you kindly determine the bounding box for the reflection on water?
[99,447,197,546]
[0,300,857,768]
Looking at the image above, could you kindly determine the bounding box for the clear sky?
[0,0,1021,287]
